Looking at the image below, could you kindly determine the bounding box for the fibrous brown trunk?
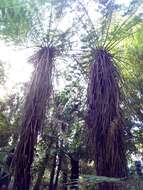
[86,48,128,190]
[12,47,54,190]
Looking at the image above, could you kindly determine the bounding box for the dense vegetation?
[0,0,143,189]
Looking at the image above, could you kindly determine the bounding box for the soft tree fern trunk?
[12,47,54,190]
[86,48,128,190]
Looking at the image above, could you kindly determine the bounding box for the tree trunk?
[96,183,124,190]
[70,158,79,190]
[86,49,128,190]
[33,151,49,190]
[48,153,57,190]
[12,47,54,190]
[54,154,62,190]
[33,139,53,190]
[62,158,68,190]
[94,127,127,190]
[62,171,68,190]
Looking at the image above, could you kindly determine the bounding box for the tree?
[72,0,143,189]
[5,0,73,189]
[86,48,128,190]
[12,47,54,190]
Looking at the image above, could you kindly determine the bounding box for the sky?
[0,0,133,99]
[0,42,33,99]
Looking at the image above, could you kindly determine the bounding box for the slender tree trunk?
[33,152,49,190]
[33,139,53,190]
[62,158,68,190]
[48,154,62,190]
[62,171,68,190]
[54,154,62,190]
[48,153,57,190]
[70,158,79,190]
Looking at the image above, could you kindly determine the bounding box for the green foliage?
[120,26,143,159]
[0,112,11,147]
[75,0,143,52]
[0,0,72,47]
[0,0,32,43]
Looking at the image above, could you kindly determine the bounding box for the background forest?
[0,0,143,190]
